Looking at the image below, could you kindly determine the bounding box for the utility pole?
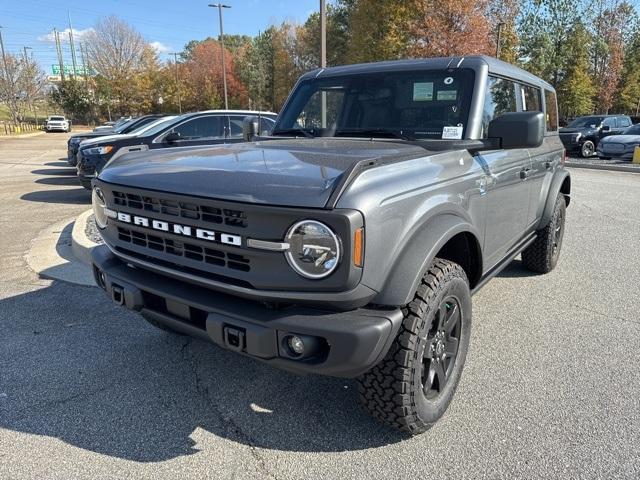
[0,26,9,83]
[68,11,78,77]
[54,28,65,82]
[171,52,182,114]
[496,22,504,59]
[320,0,327,127]
[208,3,230,110]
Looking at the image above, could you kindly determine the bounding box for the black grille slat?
[112,190,247,228]
[117,226,251,272]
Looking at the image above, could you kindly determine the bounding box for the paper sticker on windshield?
[442,126,463,140]
[437,90,457,101]
[413,82,433,101]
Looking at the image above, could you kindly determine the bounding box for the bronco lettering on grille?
[114,211,242,246]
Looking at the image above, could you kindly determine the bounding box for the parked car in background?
[559,114,632,157]
[93,117,132,132]
[76,110,277,189]
[67,115,166,166]
[45,115,70,133]
[597,123,640,160]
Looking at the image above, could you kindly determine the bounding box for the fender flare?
[371,214,483,306]
[537,169,570,229]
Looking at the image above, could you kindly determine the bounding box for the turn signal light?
[353,227,364,267]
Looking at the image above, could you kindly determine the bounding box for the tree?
[0,52,47,123]
[50,79,92,121]
[616,31,640,114]
[410,0,493,58]
[556,21,596,118]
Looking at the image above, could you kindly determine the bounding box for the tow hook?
[223,326,246,352]
[111,284,125,306]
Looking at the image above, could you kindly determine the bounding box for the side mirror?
[488,111,544,149]
[242,116,259,142]
[165,131,181,143]
[601,125,611,132]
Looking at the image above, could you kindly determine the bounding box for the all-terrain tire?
[357,258,472,434]
[141,313,185,335]
[522,193,566,274]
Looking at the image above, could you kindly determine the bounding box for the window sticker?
[437,90,457,101]
[442,125,463,140]
[413,82,434,101]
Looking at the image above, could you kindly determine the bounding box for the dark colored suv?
[559,114,632,157]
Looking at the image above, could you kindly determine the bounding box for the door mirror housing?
[165,131,181,143]
[242,116,259,142]
[601,125,611,132]
[488,111,545,149]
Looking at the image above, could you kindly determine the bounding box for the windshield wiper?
[271,128,315,138]
[334,128,415,141]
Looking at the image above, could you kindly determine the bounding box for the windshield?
[622,124,640,135]
[49,116,65,121]
[274,69,475,140]
[130,116,177,136]
[139,115,184,137]
[568,116,604,128]
[114,119,137,134]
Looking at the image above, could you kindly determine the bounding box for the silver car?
[597,124,640,160]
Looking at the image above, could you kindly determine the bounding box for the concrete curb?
[71,208,100,266]
[566,162,640,174]
[25,216,95,287]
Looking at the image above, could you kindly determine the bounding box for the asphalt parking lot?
[1,133,639,479]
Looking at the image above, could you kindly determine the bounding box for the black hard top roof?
[302,55,555,92]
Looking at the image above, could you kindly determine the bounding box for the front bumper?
[597,146,634,159]
[67,146,79,165]
[559,136,583,151]
[46,125,67,131]
[92,245,403,377]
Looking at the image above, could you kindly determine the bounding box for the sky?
[0,0,321,75]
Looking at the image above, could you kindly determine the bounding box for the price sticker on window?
[442,126,463,140]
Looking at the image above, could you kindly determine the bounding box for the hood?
[98,138,427,208]
[599,134,640,144]
[70,130,117,142]
[80,134,135,147]
[559,127,596,135]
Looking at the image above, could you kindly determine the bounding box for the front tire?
[522,193,566,273]
[580,140,595,157]
[357,258,471,434]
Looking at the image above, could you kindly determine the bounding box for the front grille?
[112,190,247,228]
[602,144,624,153]
[117,226,250,272]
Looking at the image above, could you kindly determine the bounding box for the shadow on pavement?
[35,176,82,187]
[21,188,90,204]
[0,281,407,463]
[45,160,71,167]
[496,258,538,278]
[31,168,76,176]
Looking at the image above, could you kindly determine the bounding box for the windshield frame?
[273,68,476,141]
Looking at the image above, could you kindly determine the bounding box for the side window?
[172,116,224,140]
[617,116,631,128]
[228,116,245,138]
[482,76,518,138]
[602,117,616,128]
[544,90,558,132]
[260,117,276,135]
[522,85,542,112]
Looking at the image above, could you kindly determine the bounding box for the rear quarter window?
[544,90,558,132]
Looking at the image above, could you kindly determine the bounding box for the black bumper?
[67,147,78,165]
[91,245,403,378]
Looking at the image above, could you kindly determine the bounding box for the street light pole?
[171,52,182,114]
[208,3,231,110]
[320,1,327,127]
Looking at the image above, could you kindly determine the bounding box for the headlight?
[285,220,341,279]
[92,187,108,229]
[85,145,114,156]
[70,137,82,145]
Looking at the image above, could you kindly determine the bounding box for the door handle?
[519,168,531,180]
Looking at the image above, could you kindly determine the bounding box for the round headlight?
[285,220,341,279]
[92,187,108,229]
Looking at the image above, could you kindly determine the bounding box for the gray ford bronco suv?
[90,56,570,434]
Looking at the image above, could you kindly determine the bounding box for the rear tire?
[357,258,471,434]
[522,193,566,274]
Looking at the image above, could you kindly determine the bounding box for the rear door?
[526,88,563,229]
[476,76,532,269]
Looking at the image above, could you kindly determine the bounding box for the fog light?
[287,335,305,355]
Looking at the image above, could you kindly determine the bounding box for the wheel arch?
[372,214,483,306]
[538,169,571,229]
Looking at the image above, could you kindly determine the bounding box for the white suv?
[45,116,70,133]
